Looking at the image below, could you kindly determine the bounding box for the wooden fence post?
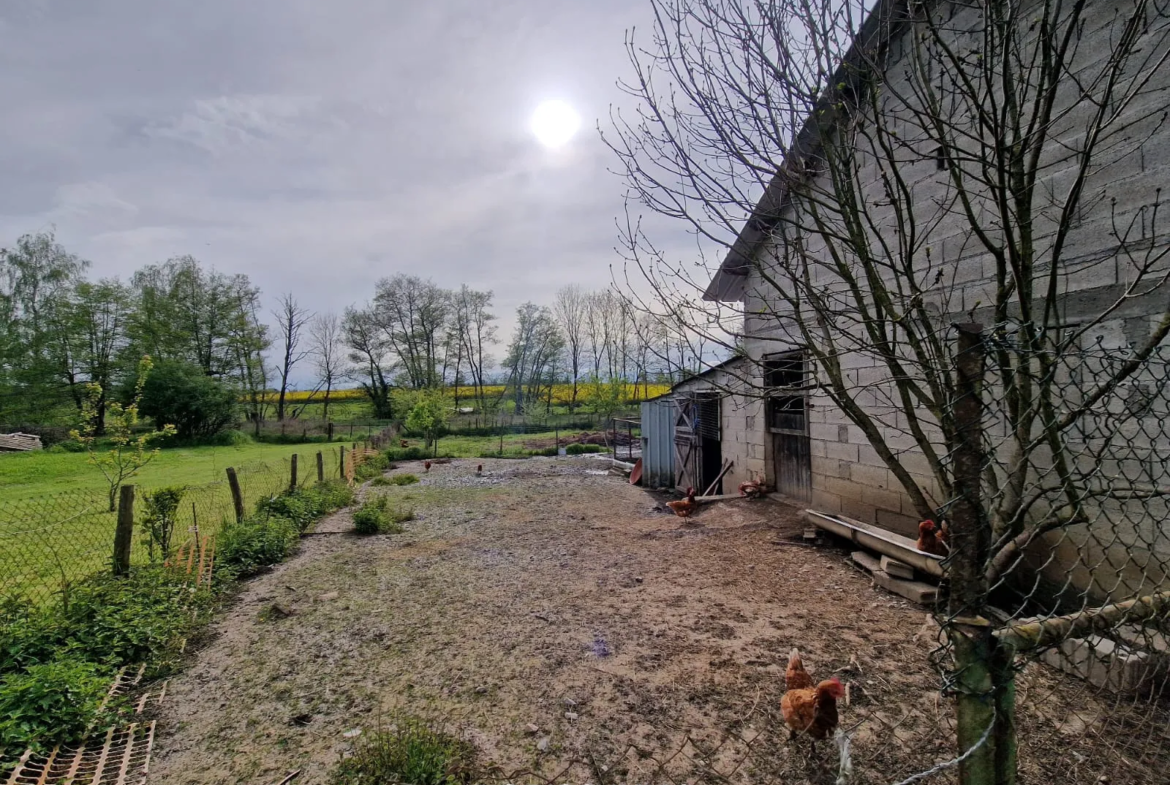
[290,454,298,491]
[340,446,347,479]
[328,422,334,442]
[113,484,135,576]
[317,451,324,483]
[226,467,245,523]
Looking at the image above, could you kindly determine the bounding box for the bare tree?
[454,286,498,411]
[503,303,564,415]
[553,285,589,410]
[343,305,394,419]
[309,312,344,422]
[607,0,1170,779]
[271,293,313,421]
[372,274,450,389]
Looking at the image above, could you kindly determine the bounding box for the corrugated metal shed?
[639,397,675,489]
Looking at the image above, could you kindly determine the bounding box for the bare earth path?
[147,458,1133,785]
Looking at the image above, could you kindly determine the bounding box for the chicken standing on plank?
[665,486,698,518]
[916,519,949,556]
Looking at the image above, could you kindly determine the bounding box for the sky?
[0,0,698,381]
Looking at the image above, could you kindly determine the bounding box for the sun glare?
[530,100,581,149]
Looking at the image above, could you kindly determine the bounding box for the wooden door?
[673,396,701,491]
[766,353,812,502]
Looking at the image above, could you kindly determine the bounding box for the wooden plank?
[700,459,733,497]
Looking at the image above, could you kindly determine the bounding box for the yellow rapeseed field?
[264,382,670,405]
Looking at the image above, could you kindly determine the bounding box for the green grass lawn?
[0,441,350,502]
[0,430,611,604]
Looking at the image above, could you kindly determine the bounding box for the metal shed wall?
[639,398,676,488]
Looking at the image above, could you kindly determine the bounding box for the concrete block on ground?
[1040,634,1167,693]
[880,555,916,580]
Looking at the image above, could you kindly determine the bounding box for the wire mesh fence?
[0,447,351,608]
[929,325,1170,783]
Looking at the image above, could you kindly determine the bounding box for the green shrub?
[352,496,413,535]
[141,486,186,562]
[332,715,479,785]
[381,446,439,462]
[0,567,215,755]
[0,659,114,752]
[217,517,299,577]
[60,568,215,674]
[138,360,237,439]
[388,474,419,486]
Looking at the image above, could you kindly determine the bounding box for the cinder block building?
[641,0,1170,598]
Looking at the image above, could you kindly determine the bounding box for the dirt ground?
[148,458,1164,785]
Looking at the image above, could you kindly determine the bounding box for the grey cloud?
[2,0,688,382]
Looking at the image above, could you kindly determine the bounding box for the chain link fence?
[930,326,1170,783]
[0,447,351,608]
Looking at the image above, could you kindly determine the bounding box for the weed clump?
[0,566,214,752]
[352,496,414,535]
[369,475,401,487]
[217,516,299,577]
[332,715,479,785]
[388,474,419,486]
[256,481,355,532]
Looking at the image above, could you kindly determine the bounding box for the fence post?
[340,446,346,478]
[290,454,298,491]
[947,323,1011,785]
[113,484,135,576]
[226,467,245,523]
[317,451,324,483]
[328,422,334,441]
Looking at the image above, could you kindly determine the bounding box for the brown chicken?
[785,648,814,690]
[782,676,846,747]
[424,460,432,473]
[738,480,765,499]
[400,439,409,448]
[476,464,483,476]
[665,486,698,518]
[916,519,948,556]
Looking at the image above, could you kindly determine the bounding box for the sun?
[530,100,581,149]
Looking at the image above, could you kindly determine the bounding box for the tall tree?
[0,231,88,421]
[68,279,133,433]
[372,275,450,389]
[343,305,394,419]
[271,293,313,421]
[553,285,588,410]
[455,286,498,410]
[503,303,564,415]
[309,312,344,422]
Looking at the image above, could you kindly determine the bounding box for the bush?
[388,474,419,486]
[369,474,402,487]
[332,715,479,785]
[0,659,113,752]
[141,486,185,562]
[352,496,413,535]
[138,360,237,439]
[60,568,215,673]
